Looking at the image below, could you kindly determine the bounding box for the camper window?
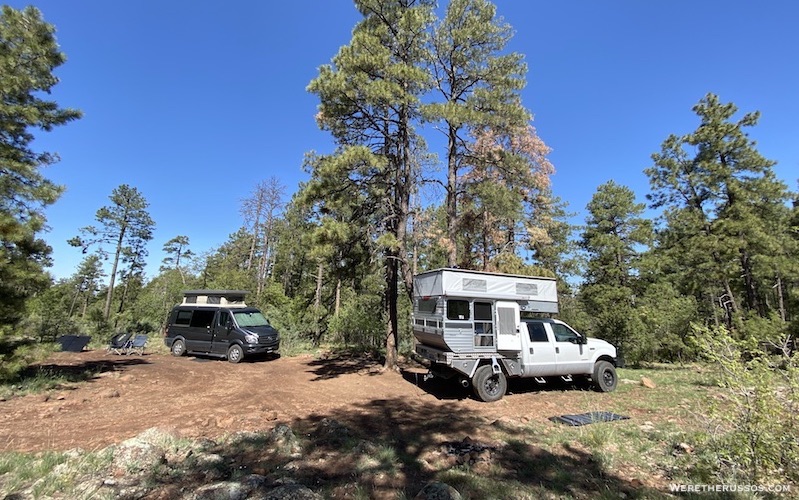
[417,298,437,314]
[473,301,494,347]
[446,300,470,320]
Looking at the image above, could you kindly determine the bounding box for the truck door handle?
[556,347,560,354]
[529,348,534,354]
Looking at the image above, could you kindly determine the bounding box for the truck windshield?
[233,311,271,327]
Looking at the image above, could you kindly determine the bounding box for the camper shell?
[413,269,620,402]
[164,290,279,363]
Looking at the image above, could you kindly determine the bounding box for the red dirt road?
[1,349,640,453]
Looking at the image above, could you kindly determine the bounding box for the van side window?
[527,322,549,342]
[175,310,192,326]
[218,311,230,328]
[446,300,470,320]
[552,323,579,342]
[189,309,215,328]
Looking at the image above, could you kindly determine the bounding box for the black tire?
[227,344,244,364]
[592,360,617,392]
[472,365,507,402]
[171,339,186,357]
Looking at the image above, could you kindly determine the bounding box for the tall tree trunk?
[398,104,414,300]
[104,228,126,320]
[776,274,786,322]
[314,261,324,344]
[739,249,761,315]
[257,216,276,297]
[446,125,459,267]
[68,286,81,318]
[384,256,399,371]
[246,213,261,271]
[335,279,341,316]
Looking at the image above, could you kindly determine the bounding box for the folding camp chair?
[126,334,148,355]
[107,332,132,355]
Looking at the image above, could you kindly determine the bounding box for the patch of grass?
[0,364,100,399]
[0,448,114,499]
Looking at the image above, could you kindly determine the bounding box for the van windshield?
[233,311,271,327]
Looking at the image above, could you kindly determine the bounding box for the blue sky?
[10,1,798,280]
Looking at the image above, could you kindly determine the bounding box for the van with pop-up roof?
[164,290,279,363]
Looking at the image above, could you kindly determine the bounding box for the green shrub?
[691,324,799,485]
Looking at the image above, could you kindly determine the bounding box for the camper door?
[496,301,521,351]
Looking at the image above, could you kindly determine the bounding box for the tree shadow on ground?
[11,357,150,387]
[305,350,386,381]
[181,397,665,499]
[402,369,594,402]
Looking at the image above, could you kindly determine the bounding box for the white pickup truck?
[413,269,621,402]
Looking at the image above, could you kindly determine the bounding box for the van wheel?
[592,361,617,392]
[227,344,244,364]
[472,365,507,402]
[171,339,186,357]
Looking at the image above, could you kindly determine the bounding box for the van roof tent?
[413,268,558,313]
[181,290,250,307]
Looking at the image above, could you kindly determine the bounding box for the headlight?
[244,333,258,344]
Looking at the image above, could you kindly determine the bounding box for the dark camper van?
[164,290,279,363]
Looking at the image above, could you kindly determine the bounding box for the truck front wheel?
[472,365,507,402]
[592,360,617,392]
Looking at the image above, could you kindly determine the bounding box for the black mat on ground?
[549,411,629,426]
[57,335,92,352]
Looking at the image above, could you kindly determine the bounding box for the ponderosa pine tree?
[424,0,532,266]
[579,181,652,361]
[69,184,154,321]
[0,6,82,330]
[647,93,793,333]
[68,254,105,319]
[306,0,434,370]
[457,125,554,270]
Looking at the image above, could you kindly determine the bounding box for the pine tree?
[0,6,81,330]
[69,185,155,321]
[424,0,534,266]
[306,0,434,369]
[647,93,793,332]
[579,181,652,361]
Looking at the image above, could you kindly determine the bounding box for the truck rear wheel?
[592,360,617,392]
[472,365,507,402]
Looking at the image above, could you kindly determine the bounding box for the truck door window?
[552,323,579,342]
[527,322,548,342]
[473,301,493,347]
[446,300,470,320]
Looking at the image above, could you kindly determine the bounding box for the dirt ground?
[0,348,636,453]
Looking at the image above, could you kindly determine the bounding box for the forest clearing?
[0,348,725,499]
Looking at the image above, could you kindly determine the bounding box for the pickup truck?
[413,269,621,402]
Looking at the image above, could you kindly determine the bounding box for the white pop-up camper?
[412,269,621,402]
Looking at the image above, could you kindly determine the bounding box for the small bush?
[691,324,799,485]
